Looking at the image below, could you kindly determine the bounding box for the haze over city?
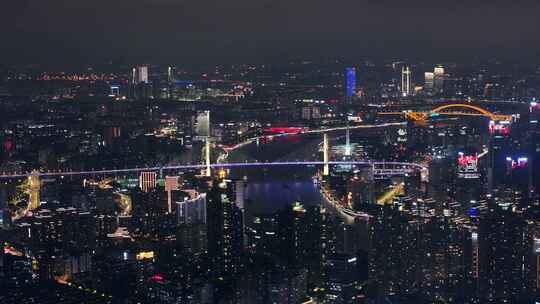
[1,1,540,304]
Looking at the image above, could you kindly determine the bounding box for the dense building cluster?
[0,61,540,303]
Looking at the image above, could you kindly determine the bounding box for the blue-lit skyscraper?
[346,67,356,98]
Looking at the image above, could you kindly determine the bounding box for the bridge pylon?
[205,137,211,177]
[345,126,351,157]
[323,133,330,176]
[28,170,41,210]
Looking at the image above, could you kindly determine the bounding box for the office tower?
[503,156,532,205]
[413,215,475,302]
[206,181,244,275]
[523,207,540,301]
[194,110,211,141]
[139,171,157,193]
[293,204,323,286]
[404,169,423,201]
[454,151,482,211]
[346,170,374,209]
[324,253,360,304]
[176,191,208,254]
[167,66,173,83]
[0,187,8,229]
[434,65,445,93]
[28,171,41,210]
[29,209,97,281]
[479,206,527,303]
[129,65,151,99]
[176,193,207,224]
[529,102,540,196]
[234,180,246,246]
[165,176,180,213]
[136,65,149,84]
[443,219,477,302]
[401,66,412,96]
[131,67,137,84]
[425,72,435,92]
[323,133,330,176]
[0,240,3,278]
[488,120,511,193]
[321,208,339,264]
[234,180,245,210]
[345,67,356,98]
[248,212,280,257]
[428,156,452,199]
[368,205,418,298]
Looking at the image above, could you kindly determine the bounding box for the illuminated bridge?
[0,161,426,180]
[379,103,514,122]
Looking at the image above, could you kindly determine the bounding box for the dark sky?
[2,0,540,64]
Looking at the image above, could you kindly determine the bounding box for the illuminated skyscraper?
[136,65,149,84]
[28,171,41,210]
[130,65,151,99]
[204,138,211,177]
[401,66,412,96]
[324,253,360,303]
[207,180,244,275]
[479,206,527,303]
[434,65,445,93]
[165,176,181,213]
[369,205,418,298]
[345,67,356,98]
[177,193,207,224]
[323,133,330,176]
[167,66,173,83]
[131,67,137,84]
[194,110,211,140]
[139,171,157,193]
[425,72,435,92]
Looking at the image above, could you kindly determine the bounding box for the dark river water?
[225,126,401,215]
[226,133,324,214]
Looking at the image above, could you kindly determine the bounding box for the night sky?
[2,0,540,64]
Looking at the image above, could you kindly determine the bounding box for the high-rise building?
[345,67,356,98]
[206,180,244,275]
[324,253,360,303]
[194,111,211,141]
[292,204,323,286]
[131,67,137,84]
[165,176,181,213]
[434,65,445,93]
[234,180,245,210]
[129,65,151,99]
[136,65,149,84]
[139,171,157,193]
[177,193,207,225]
[28,171,41,210]
[29,208,97,281]
[0,187,8,229]
[479,205,527,303]
[368,205,418,298]
[425,72,435,92]
[524,207,540,301]
[167,66,173,83]
[401,66,412,96]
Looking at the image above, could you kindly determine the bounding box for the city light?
[0,25,534,303]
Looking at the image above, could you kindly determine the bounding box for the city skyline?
[2,2,540,302]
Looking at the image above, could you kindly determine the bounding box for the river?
[226,133,323,214]
[225,125,401,215]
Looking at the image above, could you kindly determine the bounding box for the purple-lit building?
[346,67,356,98]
